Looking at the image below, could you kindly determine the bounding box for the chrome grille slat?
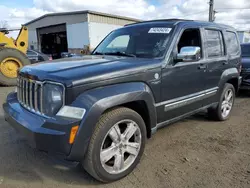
[17,76,43,114]
[22,79,25,105]
[25,80,29,107]
[40,85,43,114]
[18,78,21,101]
[34,83,38,111]
[17,77,20,101]
[29,81,33,109]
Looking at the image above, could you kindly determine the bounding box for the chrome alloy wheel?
[221,88,234,118]
[100,119,142,174]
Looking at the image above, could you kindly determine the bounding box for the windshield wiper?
[93,51,137,57]
[104,51,137,58]
[93,51,106,55]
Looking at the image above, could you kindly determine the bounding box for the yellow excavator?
[0,26,30,86]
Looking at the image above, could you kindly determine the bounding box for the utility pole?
[208,0,214,22]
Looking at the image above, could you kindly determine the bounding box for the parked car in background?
[26,49,52,63]
[240,43,250,90]
[4,19,241,182]
[61,52,83,58]
[61,52,71,58]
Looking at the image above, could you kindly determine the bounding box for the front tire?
[208,83,235,121]
[83,107,146,182]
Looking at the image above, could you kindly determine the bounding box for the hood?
[20,55,161,87]
[242,57,250,68]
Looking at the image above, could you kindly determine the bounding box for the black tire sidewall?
[217,83,235,121]
[90,109,146,182]
[0,48,30,86]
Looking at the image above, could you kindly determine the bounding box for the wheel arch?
[219,67,240,94]
[102,100,152,138]
[67,82,157,161]
[226,77,239,93]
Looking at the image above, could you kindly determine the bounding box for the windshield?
[241,44,250,57]
[93,25,174,58]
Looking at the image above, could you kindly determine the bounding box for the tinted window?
[107,35,130,48]
[93,25,174,58]
[241,44,250,57]
[225,32,239,55]
[178,29,202,53]
[205,30,224,58]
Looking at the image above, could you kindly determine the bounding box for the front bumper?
[3,92,80,156]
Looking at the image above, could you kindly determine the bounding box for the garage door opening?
[37,24,68,59]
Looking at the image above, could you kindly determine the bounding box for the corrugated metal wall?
[28,29,38,50]
[88,13,137,26]
[88,22,122,49]
[237,32,250,43]
[67,22,89,49]
[26,12,139,52]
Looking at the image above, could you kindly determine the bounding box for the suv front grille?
[17,76,44,114]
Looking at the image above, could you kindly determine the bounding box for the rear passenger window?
[225,31,239,55]
[205,29,224,58]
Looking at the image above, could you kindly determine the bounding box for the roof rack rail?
[125,19,193,27]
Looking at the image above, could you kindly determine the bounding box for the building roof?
[25,10,142,26]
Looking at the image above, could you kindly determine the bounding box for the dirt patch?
[0,87,250,188]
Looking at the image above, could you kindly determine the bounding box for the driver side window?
[175,28,203,62]
[178,29,202,53]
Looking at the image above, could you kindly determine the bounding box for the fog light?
[69,125,79,144]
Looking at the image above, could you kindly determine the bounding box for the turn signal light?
[69,126,79,144]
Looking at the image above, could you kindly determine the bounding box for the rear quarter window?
[225,31,240,56]
[205,29,225,58]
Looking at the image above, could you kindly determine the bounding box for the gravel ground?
[0,87,250,188]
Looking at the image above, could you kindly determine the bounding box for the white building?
[25,10,140,58]
[237,31,250,43]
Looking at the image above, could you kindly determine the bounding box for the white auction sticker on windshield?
[148,28,172,34]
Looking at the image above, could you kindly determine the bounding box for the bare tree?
[0,20,9,29]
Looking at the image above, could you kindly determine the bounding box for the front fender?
[67,82,156,161]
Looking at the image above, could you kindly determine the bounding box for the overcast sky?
[1,0,250,37]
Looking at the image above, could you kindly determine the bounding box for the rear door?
[201,28,227,105]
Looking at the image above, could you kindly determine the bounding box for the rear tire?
[0,48,30,86]
[83,107,146,182]
[208,83,235,121]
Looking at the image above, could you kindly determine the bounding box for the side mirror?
[176,46,201,63]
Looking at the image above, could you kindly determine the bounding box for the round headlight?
[42,83,64,116]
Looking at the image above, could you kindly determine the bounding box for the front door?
[157,28,208,123]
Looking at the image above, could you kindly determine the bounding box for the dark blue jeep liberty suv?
[4,19,242,182]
